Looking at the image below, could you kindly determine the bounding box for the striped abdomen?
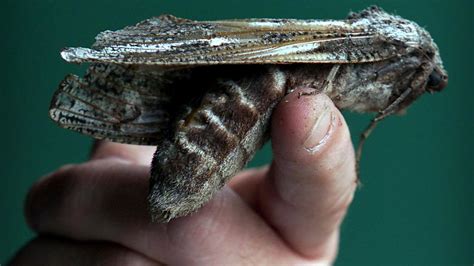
[149,66,286,222]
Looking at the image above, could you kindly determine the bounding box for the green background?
[1,0,472,264]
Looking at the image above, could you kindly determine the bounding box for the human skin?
[10,89,357,265]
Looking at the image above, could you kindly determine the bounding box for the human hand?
[10,89,357,265]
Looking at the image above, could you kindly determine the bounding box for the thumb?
[259,88,357,259]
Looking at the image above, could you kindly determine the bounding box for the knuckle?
[42,163,84,188]
[25,163,87,230]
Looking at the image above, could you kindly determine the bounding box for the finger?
[90,140,156,165]
[25,158,312,265]
[259,89,357,260]
[8,236,160,266]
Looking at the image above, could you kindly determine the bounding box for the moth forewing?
[61,8,415,66]
[50,6,447,222]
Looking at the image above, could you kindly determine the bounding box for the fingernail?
[303,102,335,153]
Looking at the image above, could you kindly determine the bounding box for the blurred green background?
[1,0,472,264]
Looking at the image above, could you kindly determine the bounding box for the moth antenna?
[356,87,413,184]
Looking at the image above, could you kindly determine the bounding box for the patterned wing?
[49,64,185,145]
[60,7,419,66]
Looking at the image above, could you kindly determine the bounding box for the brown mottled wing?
[49,64,177,145]
[60,11,408,66]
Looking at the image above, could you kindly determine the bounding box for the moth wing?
[61,15,403,65]
[49,64,174,145]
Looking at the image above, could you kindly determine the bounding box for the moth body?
[49,6,447,221]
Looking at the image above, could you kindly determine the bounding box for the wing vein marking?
[52,107,127,125]
[52,107,163,130]
[57,90,123,122]
[59,89,129,122]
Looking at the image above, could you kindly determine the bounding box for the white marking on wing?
[209,37,236,46]
[246,42,321,59]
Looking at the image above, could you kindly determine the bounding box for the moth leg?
[355,87,413,182]
[298,65,340,98]
[373,87,413,121]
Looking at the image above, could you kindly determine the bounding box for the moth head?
[426,67,448,93]
[417,28,448,93]
[427,50,448,93]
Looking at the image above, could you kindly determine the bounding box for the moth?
[49,6,447,222]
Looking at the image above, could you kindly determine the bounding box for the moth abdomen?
[183,107,241,159]
[148,66,287,222]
